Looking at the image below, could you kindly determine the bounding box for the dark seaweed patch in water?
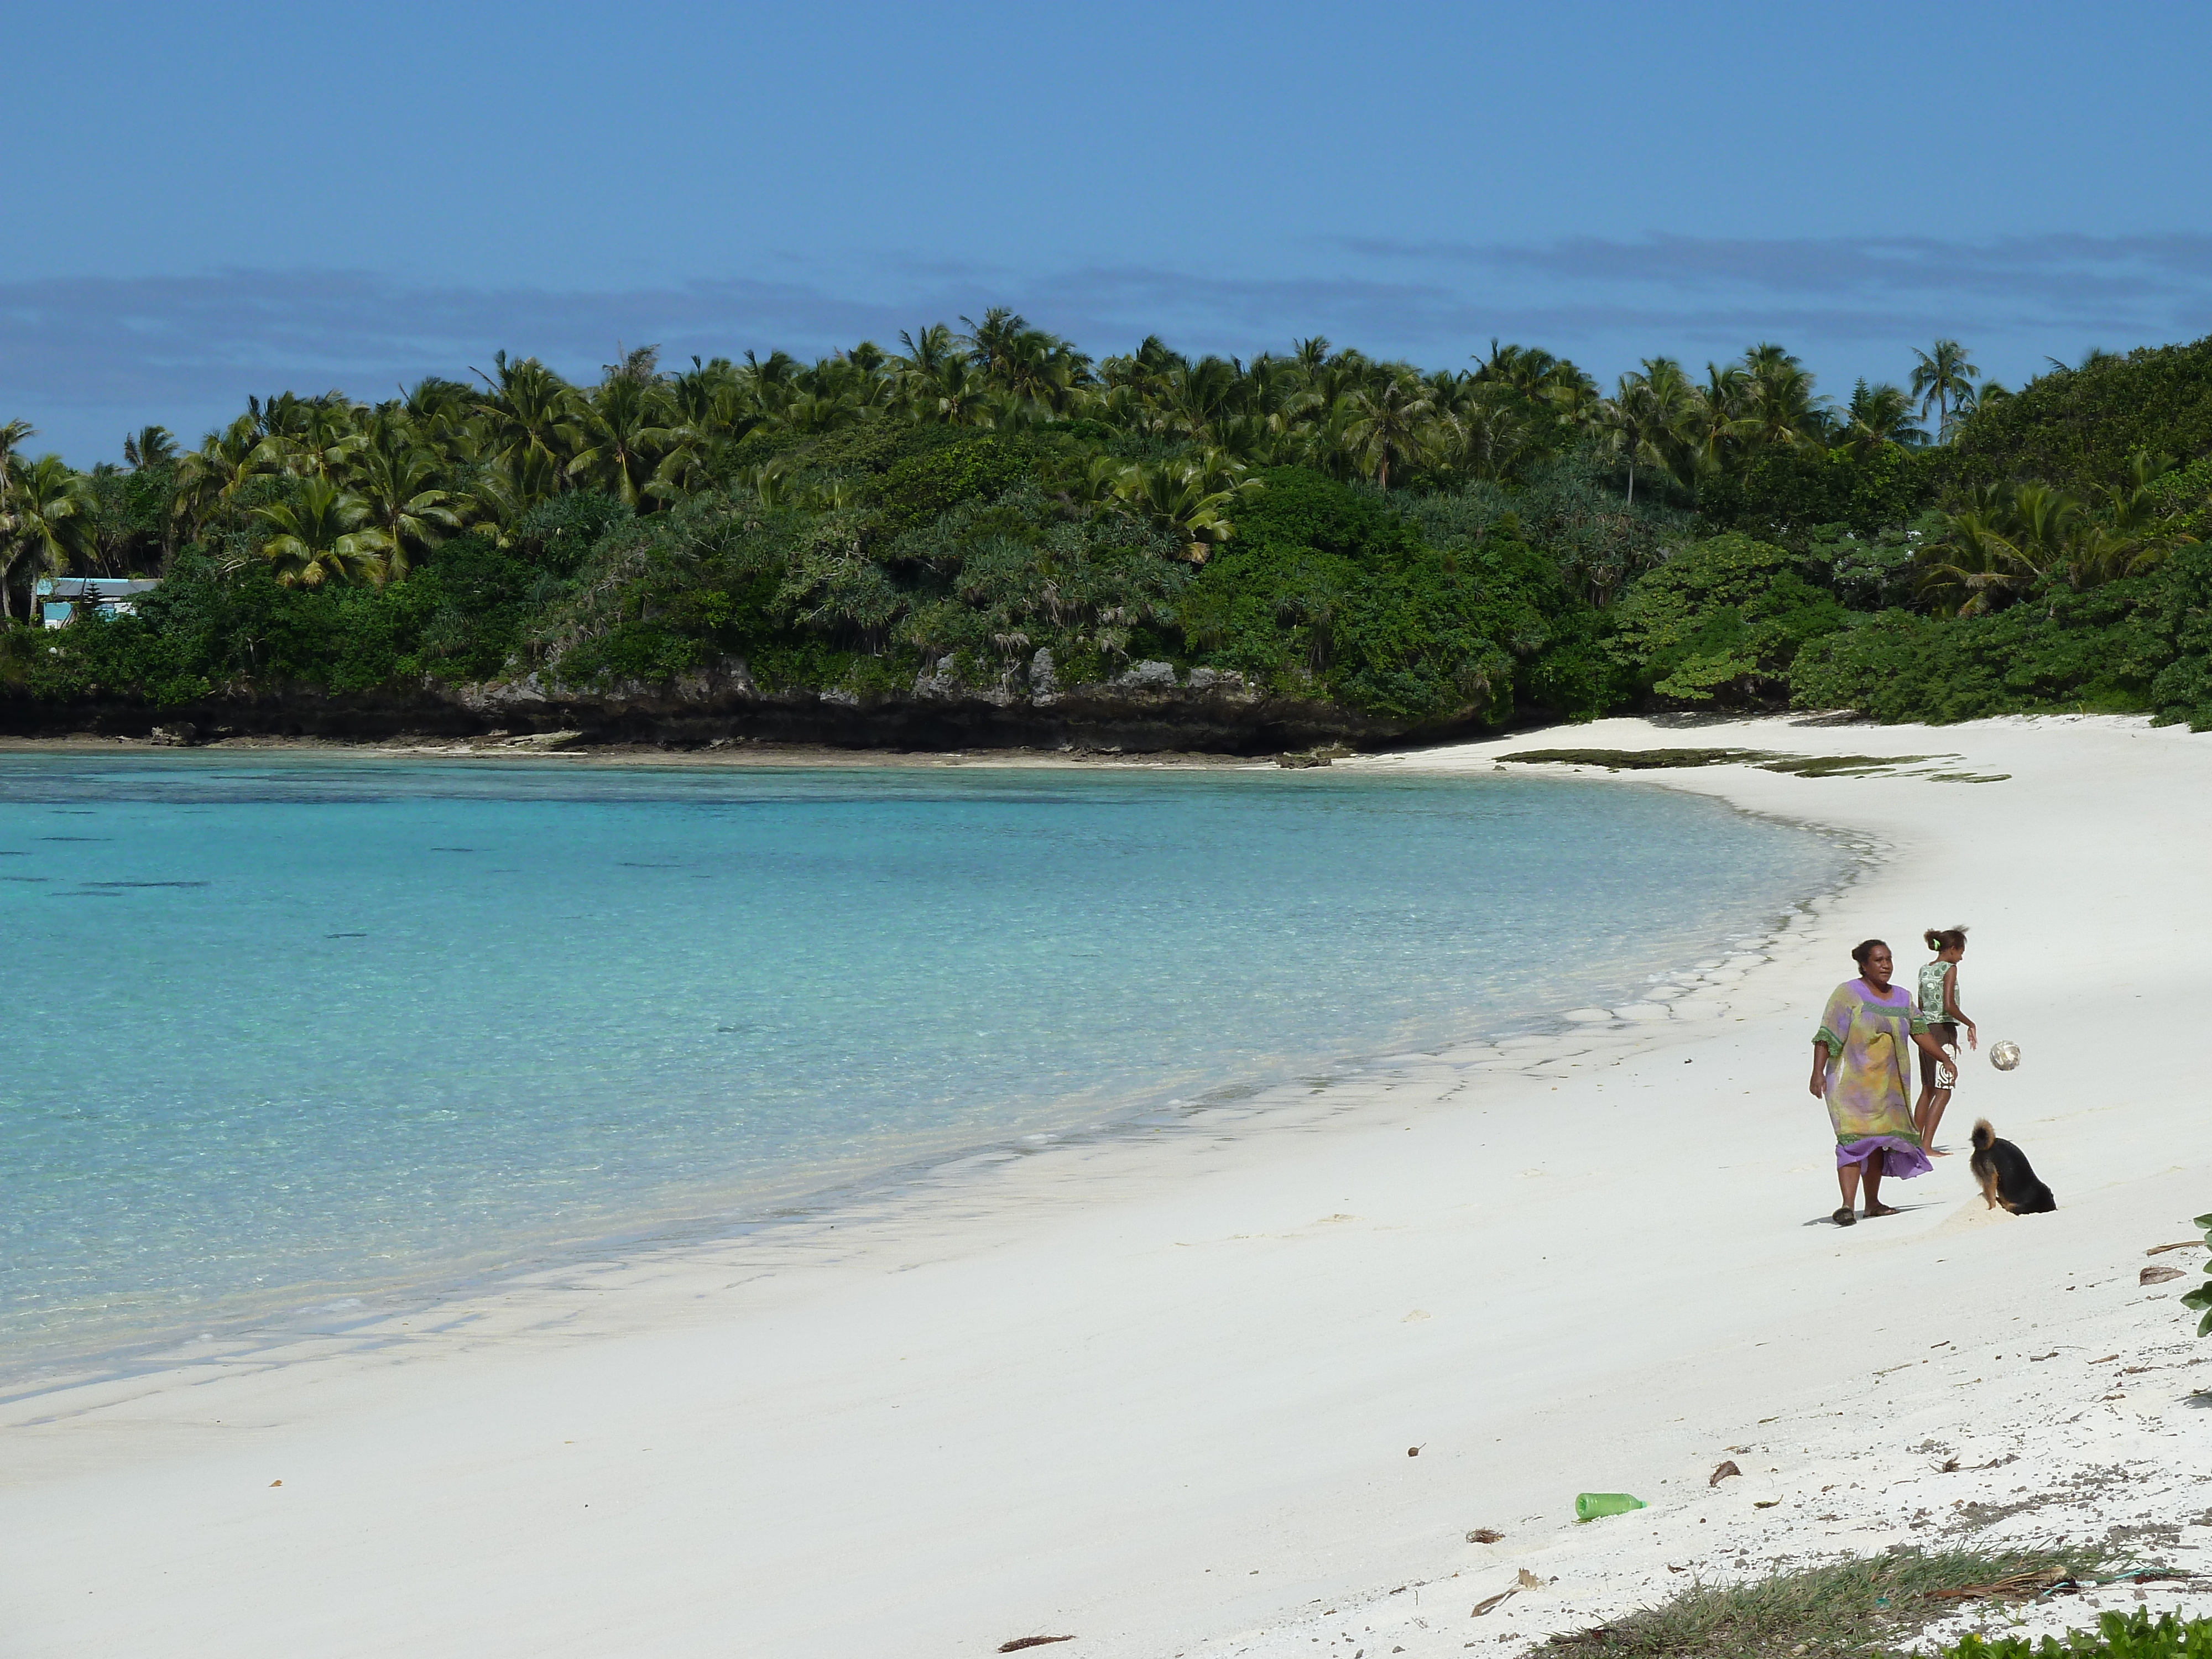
[81,880,211,889]
[1,876,50,883]
[326,931,368,938]
[0,851,29,856]
[1502,748,1949,778]
[430,847,476,852]
[38,836,112,842]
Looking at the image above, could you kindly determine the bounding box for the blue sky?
[9,0,2212,462]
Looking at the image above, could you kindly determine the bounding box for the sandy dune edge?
[3,714,2208,1657]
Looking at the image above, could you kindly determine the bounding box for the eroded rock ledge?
[2,658,1489,754]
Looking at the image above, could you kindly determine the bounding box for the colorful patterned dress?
[1814,978,1933,1178]
[1912,960,1953,1036]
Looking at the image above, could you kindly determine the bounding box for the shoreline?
[2,764,1858,1403]
[6,713,2210,1656]
[0,731,1275,767]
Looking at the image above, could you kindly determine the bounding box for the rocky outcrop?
[0,656,1491,754]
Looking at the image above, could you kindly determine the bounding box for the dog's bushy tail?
[1971,1119,1995,1152]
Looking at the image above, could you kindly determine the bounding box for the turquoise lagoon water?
[0,755,1846,1371]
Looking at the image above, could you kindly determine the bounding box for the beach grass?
[1537,1545,2120,1658]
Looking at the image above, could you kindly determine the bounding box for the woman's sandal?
[1832,1206,1856,1227]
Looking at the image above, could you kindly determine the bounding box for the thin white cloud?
[1333,231,2212,321]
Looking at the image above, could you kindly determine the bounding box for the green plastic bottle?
[1574,1492,1648,1521]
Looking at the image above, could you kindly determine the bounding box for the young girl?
[1912,926,1978,1154]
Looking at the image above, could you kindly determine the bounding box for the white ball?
[1989,1040,2022,1072]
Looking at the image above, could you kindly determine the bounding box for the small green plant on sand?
[1936,1609,2212,1657]
[2179,1211,2212,1335]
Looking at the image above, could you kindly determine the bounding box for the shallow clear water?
[0,754,1844,1368]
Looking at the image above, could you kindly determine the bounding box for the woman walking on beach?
[1911,927,1977,1156]
[1810,940,1955,1225]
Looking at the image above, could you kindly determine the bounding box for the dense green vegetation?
[7,319,2212,738]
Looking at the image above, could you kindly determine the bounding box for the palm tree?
[1911,479,2172,611]
[889,327,965,420]
[1684,363,1754,477]
[958,310,1068,404]
[1910,340,1978,441]
[288,397,367,479]
[776,389,865,438]
[1472,340,1559,394]
[1470,341,1595,425]
[662,356,762,479]
[1595,359,1695,505]
[1840,381,1928,455]
[0,418,35,546]
[473,352,579,505]
[1113,457,1261,563]
[251,477,389,588]
[2065,451,2190,587]
[1915,493,2029,615]
[123,425,178,469]
[1099,335,1190,403]
[348,416,464,578]
[1741,344,1828,451]
[601,343,661,384]
[893,324,960,381]
[1433,385,1530,482]
[568,375,685,506]
[960,310,1035,392]
[2043,348,2119,375]
[917,359,999,427]
[1,455,96,621]
[1153,356,1244,447]
[398,377,480,458]
[1339,372,1438,489]
[172,416,277,538]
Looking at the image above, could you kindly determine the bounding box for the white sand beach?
[5,713,2210,1657]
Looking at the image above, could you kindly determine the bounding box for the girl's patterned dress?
[1912,959,1952,1036]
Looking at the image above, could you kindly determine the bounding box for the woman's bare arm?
[1809,1040,1830,1099]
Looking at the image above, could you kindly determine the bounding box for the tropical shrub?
[1179,468,1603,722]
[1397,448,1698,608]
[1944,337,2212,493]
[1790,542,2212,727]
[1608,533,1852,702]
[1698,442,1937,542]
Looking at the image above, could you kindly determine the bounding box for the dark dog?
[1969,1119,2056,1214]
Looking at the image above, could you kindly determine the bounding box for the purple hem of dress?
[1835,1135,1932,1180]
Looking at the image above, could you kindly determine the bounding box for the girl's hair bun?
[1923,926,1969,952]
